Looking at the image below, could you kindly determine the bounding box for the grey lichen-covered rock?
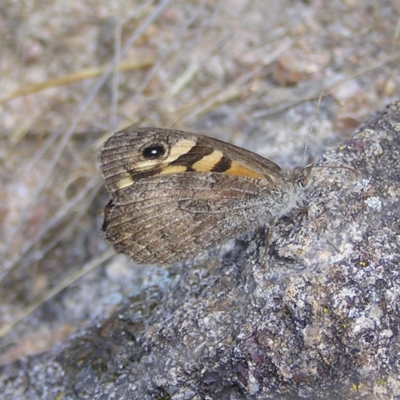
[2,101,400,399]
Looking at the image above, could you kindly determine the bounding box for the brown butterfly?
[100,127,310,265]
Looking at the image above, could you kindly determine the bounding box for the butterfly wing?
[102,172,280,264]
[100,127,288,264]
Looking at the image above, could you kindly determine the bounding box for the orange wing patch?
[224,161,265,179]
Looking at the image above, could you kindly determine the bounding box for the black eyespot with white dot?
[142,143,167,159]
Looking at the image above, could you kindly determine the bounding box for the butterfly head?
[290,165,313,189]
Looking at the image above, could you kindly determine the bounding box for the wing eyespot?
[142,143,167,159]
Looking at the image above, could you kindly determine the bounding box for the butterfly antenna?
[300,92,323,169]
[297,92,361,182]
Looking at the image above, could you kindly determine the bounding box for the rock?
[2,101,400,399]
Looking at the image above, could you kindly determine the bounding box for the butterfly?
[99,127,310,265]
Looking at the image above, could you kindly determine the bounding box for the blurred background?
[1,0,399,366]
